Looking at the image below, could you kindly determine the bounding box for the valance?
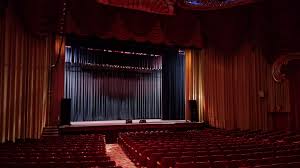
[95,0,259,14]
[96,0,176,15]
[65,1,204,48]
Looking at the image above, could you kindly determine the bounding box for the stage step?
[42,126,59,137]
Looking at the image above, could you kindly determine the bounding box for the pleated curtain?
[190,42,290,130]
[64,46,162,121]
[162,49,185,120]
[288,63,300,130]
[185,49,204,122]
[0,5,51,143]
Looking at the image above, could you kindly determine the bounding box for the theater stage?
[60,120,204,143]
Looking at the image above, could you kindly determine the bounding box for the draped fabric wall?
[0,5,51,142]
[64,46,162,121]
[185,49,204,122]
[49,35,65,126]
[288,62,300,130]
[162,49,185,120]
[194,43,290,130]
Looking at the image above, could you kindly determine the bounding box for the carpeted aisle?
[106,144,137,168]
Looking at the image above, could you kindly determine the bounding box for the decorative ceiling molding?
[272,53,300,82]
[178,0,259,11]
[96,0,176,15]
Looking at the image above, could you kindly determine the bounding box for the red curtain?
[96,0,175,15]
[11,0,64,35]
[268,0,300,55]
[195,42,290,130]
[267,112,289,130]
[0,4,52,142]
[288,61,300,130]
[182,3,299,130]
[49,36,65,126]
[65,1,204,48]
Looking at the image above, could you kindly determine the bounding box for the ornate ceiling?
[95,0,259,15]
[179,0,258,10]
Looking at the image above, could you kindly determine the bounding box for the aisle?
[106,144,137,168]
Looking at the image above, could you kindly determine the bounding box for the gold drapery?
[185,49,204,122]
[0,5,51,143]
[188,43,290,130]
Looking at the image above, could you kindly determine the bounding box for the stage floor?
[63,119,189,128]
[60,119,204,143]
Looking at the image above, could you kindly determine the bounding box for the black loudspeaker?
[139,119,146,123]
[126,119,132,124]
[189,100,199,122]
[61,98,71,125]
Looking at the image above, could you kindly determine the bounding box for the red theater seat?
[118,129,300,168]
[0,135,118,168]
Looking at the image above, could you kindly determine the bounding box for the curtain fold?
[0,4,51,143]
[288,62,300,130]
[162,49,185,120]
[49,35,65,126]
[64,46,162,121]
[191,42,290,130]
[185,49,204,122]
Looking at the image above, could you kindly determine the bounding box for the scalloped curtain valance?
[95,0,259,15]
